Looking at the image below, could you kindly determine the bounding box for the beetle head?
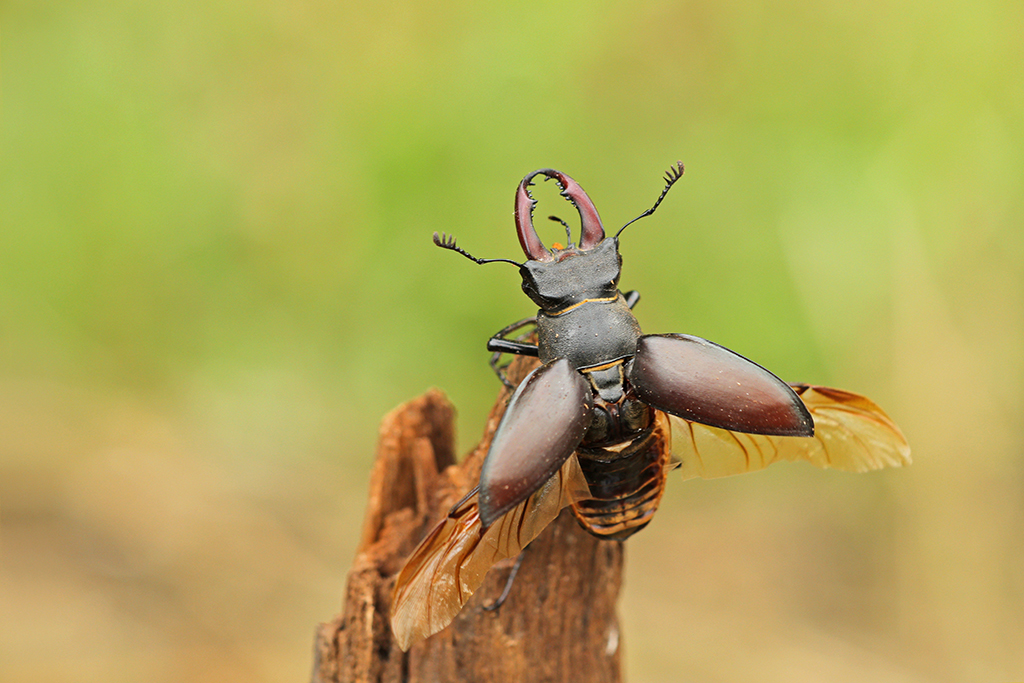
[514,169,624,311]
[435,163,684,313]
[518,237,621,310]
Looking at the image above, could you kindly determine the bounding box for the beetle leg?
[488,339,539,389]
[487,316,539,388]
[482,547,529,612]
[622,290,641,310]
[488,338,539,356]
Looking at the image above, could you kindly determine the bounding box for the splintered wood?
[312,371,624,683]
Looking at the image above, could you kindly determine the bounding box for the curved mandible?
[515,171,552,261]
[515,169,606,261]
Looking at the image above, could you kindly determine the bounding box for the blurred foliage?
[1,0,1022,681]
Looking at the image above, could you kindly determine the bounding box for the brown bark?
[312,359,624,683]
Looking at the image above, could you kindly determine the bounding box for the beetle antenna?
[433,232,523,267]
[614,161,685,239]
[547,215,575,247]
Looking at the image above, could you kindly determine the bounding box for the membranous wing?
[670,384,911,480]
[390,455,591,651]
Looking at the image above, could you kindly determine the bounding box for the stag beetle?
[434,163,813,529]
[390,164,910,650]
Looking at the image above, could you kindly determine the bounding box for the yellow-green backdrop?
[2,1,1022,681]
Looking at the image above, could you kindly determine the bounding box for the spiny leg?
[487,317,539,389]
[483,547,529,612]
[486,293,637,389]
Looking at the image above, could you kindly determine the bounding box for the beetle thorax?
[524,238,643,371]
[535,300,642,371]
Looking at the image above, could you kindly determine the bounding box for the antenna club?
[433,231,523,268]
[614,161,686,240]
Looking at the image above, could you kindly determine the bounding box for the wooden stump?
[312,361,624,683]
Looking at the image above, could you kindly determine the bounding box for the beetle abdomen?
[571,412,672,540]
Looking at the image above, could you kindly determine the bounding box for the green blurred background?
[2,0,1022,681]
